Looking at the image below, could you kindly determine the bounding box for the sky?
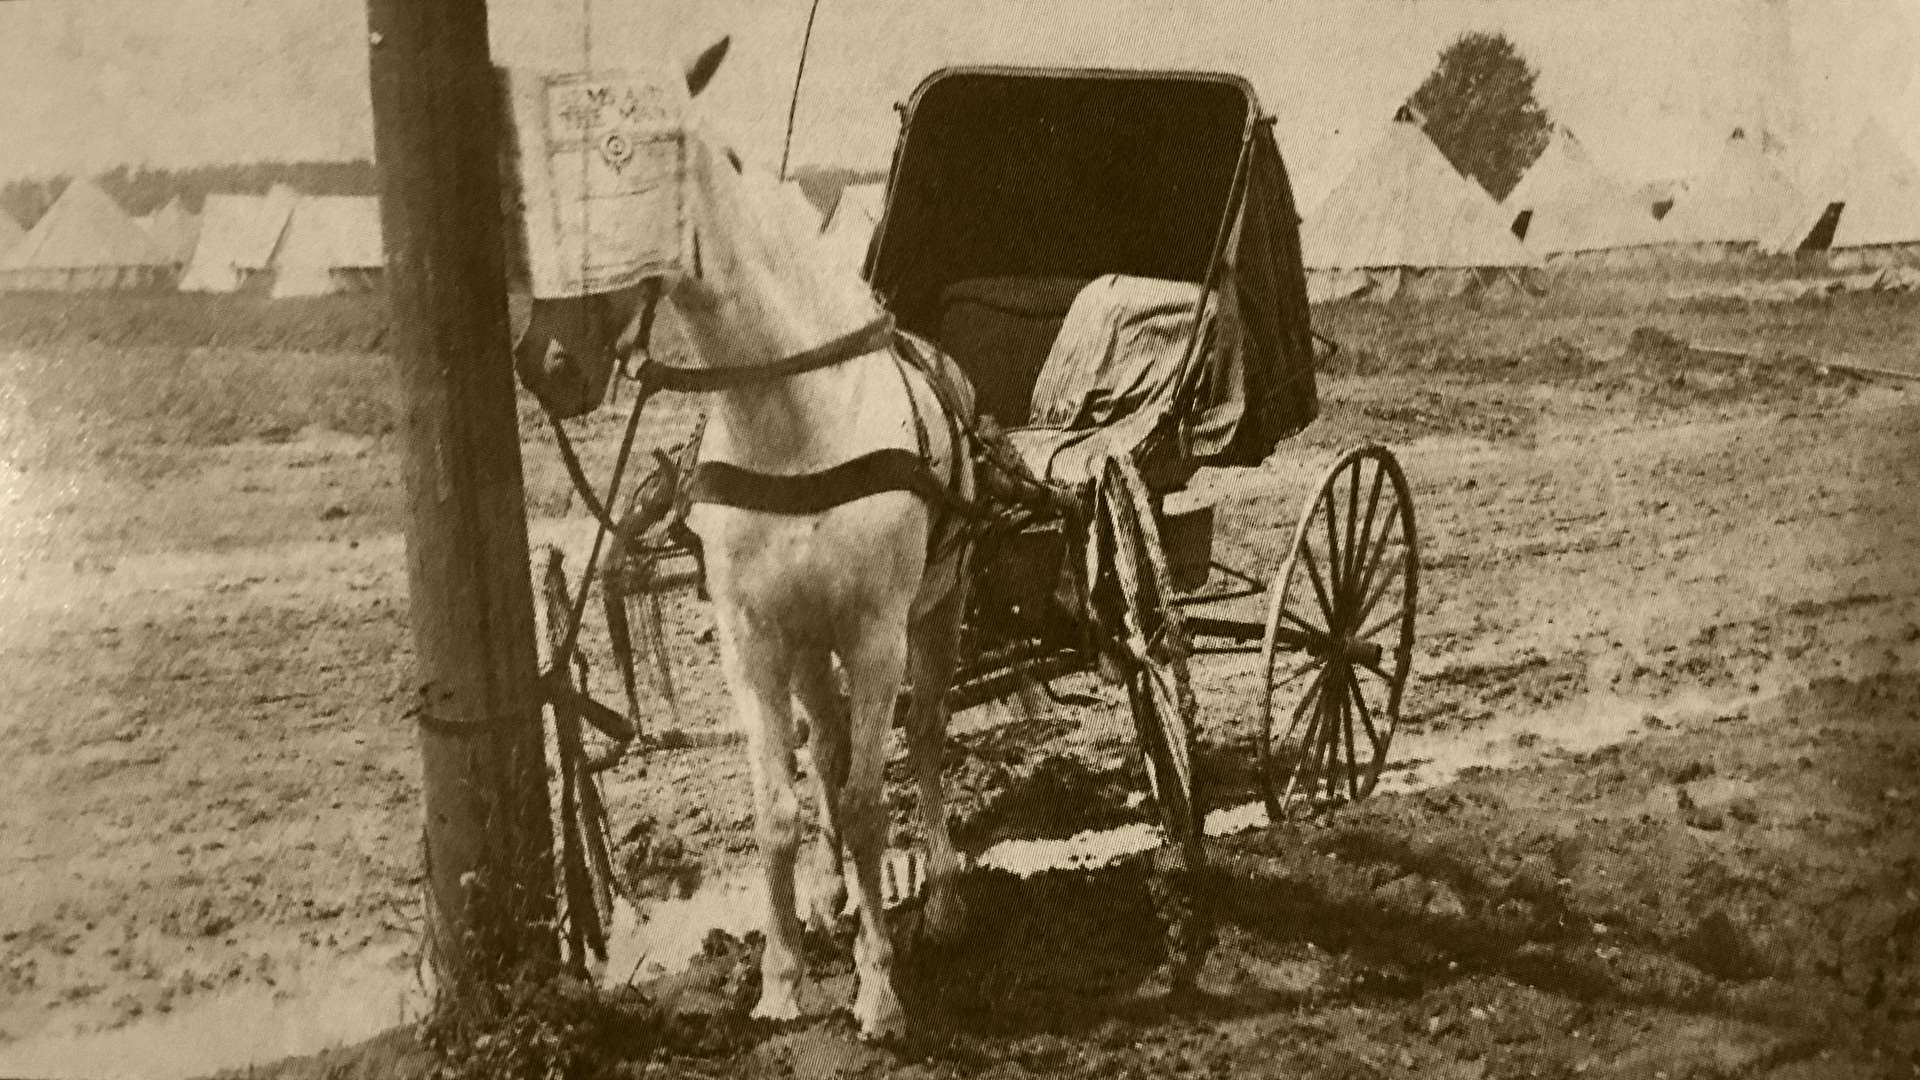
[0,0,1915,207]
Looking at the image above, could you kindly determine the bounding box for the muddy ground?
[1,292,1918,1078]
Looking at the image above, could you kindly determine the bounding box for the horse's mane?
[683,120,882,356]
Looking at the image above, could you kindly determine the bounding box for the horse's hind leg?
[839,621,910,1040]
[793,653,850,932]
[906,582,967,944]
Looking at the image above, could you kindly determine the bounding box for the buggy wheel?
[540,549,616,975]
[1259,444,1417,820]
[1097,456,1204,864]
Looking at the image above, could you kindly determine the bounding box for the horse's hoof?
[853,983,906,1041]
[751,993,801,1023]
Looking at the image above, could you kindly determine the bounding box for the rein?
[635,313,896,394]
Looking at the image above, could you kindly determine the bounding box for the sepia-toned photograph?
[1,1,1917,1076]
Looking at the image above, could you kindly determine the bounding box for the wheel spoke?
[1355,602,1409,648]
[1305,667,1331,797]
[1347,492,1401,614]
[1342,461,1361,612]
[1271,655,1318,692]
[1299,541,1337,627]
[1281,606,1330,639]
[1279,684,1326,806]
[1318,670,1344,798]
[1349,674,1383,751]
[1276,663,1329,746]
[1350,547,1408,633]
[1348,462,1388,609]
[1321,489,1344,604]
[1305,687,1336,799]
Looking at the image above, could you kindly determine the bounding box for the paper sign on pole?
[499,66,689,299]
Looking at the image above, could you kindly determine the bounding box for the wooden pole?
[364,0,558,1004]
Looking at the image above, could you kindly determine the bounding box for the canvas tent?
[137,197,202,267]
[1504,125,1665,266]
[1764,120,1920,268]
[1301,108,1539,302]
[268,195,384,298]
[1655,128,1802,261]
[178,185,299,292]
[0,178,174,291]
[820,182,884,271]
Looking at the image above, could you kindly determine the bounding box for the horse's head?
[519,35,876,405]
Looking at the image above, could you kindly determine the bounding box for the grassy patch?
[0,291,388,353]
[4,345,398,462]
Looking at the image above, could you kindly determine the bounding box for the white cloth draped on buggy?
[1002,274,1219,488]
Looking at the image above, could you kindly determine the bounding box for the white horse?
[615,44,974,1040]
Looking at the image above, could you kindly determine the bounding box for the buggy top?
[864,66,1320,486]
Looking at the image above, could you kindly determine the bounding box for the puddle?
[1,685,1763,1078]
[596,876,761,985]
[0,946,428,1080]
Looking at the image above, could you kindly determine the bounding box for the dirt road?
[1,316,1916,1077]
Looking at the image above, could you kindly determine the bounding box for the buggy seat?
[938,274,1216,492]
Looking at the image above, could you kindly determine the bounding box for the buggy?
[540,65,1421,973]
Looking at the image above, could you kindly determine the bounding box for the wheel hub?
[1339,636,1384,668]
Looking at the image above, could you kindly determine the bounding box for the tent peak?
[1303,113,1536,272]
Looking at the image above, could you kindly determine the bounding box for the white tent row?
[1501,119,1920,271]
[179,188,384,296]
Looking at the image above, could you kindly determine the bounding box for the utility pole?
[364,0,558,1005]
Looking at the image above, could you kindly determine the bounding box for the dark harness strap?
[688,449,950,515]
[638,315,895,394]
[887,332,976,560]
[660,318,978,527]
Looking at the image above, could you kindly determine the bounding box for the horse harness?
[601,309,1082,615]
[637,313,977,557]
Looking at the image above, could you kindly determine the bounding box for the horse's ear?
[684,36,729,98]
